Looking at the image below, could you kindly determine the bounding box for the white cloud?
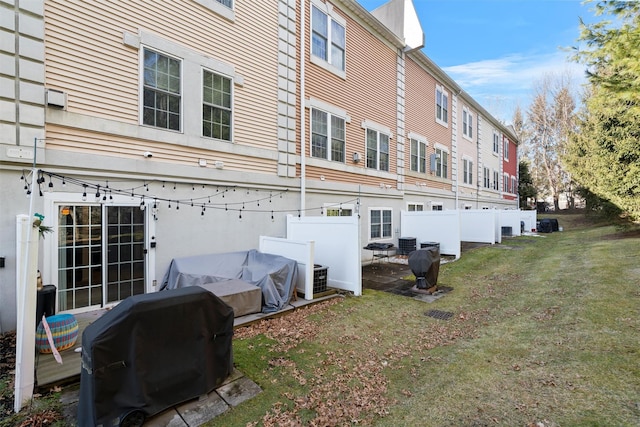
[443,51,587,122]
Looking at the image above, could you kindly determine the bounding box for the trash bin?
[77,286,234,427]
[408,246,441,290]
[538,219,554,233]
[36,285,56,329]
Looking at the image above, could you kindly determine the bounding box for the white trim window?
[463,158,473,185]
[493,131,500,154]
[436,85,448,126]
[366,128,390,171]
[493,170,499,191]
[462,107,473,140]
[370,208,392,240]
[142,48,182,131]
[407,202,424,212]
[324,203,353,216]
[410,137,427,173]
[503,173,509,193]
[311,108,346,162]
[434,146,448,179]
[311,3,346,72]
[504,137,510,161]
[216,0,232,7]
[432,203,443,211]
[202,69,232,141]
[511,176,517,194]
[483,166,491,188]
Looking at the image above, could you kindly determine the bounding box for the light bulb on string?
[95,185,101,200]
[271,211,274,222]
[48,176,54,192]
[82,185,87,201]
[176,202,179,210]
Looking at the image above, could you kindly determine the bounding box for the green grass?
[210,214,640,426]
[3,214,639,426]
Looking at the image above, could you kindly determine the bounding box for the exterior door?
[57,204,146,312]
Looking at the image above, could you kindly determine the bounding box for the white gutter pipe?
[299,0,306,216]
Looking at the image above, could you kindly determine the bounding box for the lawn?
[1,214,639,426]
[209,214,640,426]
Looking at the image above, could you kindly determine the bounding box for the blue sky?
[358,0,598,122]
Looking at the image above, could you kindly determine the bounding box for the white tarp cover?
[160,249,298,313]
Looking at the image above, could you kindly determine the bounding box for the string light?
[82,184,87,201]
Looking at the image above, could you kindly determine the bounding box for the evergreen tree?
[566,1,640,221]
[518,159,537,209]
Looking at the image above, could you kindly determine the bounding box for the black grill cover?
[408,247,441,289]
[77,286,234,427]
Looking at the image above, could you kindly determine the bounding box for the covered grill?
[77,286,234,427]
[408,245,441,292]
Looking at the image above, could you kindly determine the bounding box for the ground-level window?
[432,204,443,211]
[370,208,392,239]
[407,203,424,211]
[324,203,353,216]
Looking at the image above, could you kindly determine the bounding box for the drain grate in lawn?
[425,309,454,320]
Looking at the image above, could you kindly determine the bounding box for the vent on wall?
[46,89,67,109]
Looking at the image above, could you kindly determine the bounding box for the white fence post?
[14,214,39,412]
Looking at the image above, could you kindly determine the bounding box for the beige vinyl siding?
[45,0,278,152]
[301,2,398,178]
[45,124,277,173]
[304,165,396,187]
[404,57,453,192]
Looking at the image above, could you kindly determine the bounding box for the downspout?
[299,0,306,216]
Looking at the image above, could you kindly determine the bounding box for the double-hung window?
[366,129,389,172]
[483,167,491,188]
[435,147,448,179]
[493,170,499,191]
[512,177,517,194]
[504,138,510,160]
[436,85,448,125]
[202,70,232,141]
[463,158,473,185]
[143,48,181,131]
[311,108,345,162]
[493,132,500,154]
[410,138,426,173]
[463,108,473,139]
[370,208,392,240]
[311,5,346,72]
[407,203,424,212]
[503,174,509,193]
